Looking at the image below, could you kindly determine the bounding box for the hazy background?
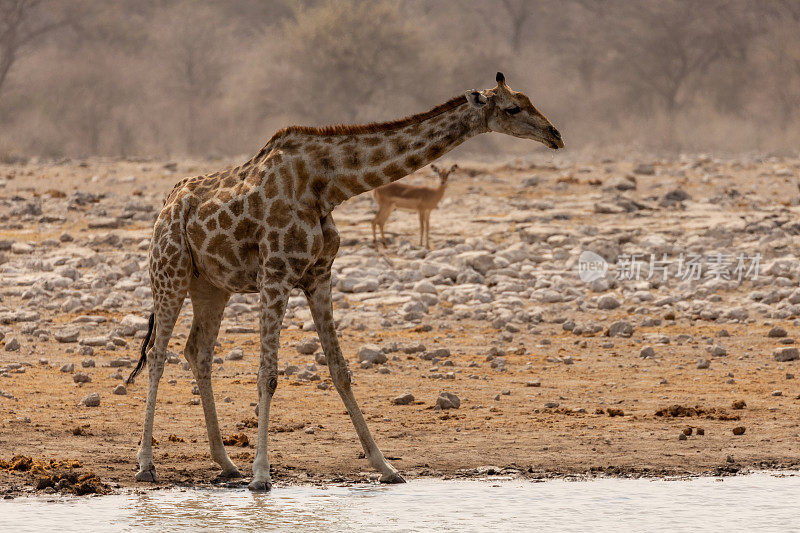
[1,0,799,160]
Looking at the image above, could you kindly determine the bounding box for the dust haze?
[1,0,798,160]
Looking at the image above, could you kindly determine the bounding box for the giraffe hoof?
[379,471,406,484]
[135,467,158,483]
[215,468,243,481]
[248,479,273,492]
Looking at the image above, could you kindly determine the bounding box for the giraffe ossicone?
[128,73,563,490]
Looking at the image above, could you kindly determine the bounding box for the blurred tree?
[0,0,73,99]
[274,0,442,125]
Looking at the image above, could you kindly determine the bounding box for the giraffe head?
[465,72,564,150]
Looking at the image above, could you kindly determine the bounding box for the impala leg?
[418,209,426,247]
[185,278,240,479]
[304,276,404,483]
[425,210,432,249]
[376,203,394,247]
[249,277,290,492]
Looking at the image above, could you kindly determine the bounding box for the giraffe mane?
[266,95,467,142]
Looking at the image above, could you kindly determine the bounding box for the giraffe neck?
[261,96,487,214]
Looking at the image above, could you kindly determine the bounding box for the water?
[3,473,799,532]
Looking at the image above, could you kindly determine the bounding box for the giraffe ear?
[465,90,488,109]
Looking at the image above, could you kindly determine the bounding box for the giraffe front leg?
[248,279,290,492]
[304,277,405,484]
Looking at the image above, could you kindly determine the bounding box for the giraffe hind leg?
[184,277,240,479]
[135,286,186,482]
[135,214,191,482]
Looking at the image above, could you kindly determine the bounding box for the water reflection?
[3,474,800,533]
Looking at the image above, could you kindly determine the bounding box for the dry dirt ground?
[1,153,800,496]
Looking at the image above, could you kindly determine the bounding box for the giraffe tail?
[126,313,155,385]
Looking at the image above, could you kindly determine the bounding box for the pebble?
[296,338,319,355]
[391,392,415,405]
[640,346,655,358]
[608,321,634,338]
[53,329,80,343]
[696,358,710,369]
[60,363,75,373]
[436,391,460,410]
[82,393,100,407]
[73,372,91,383]
[773,347,799,362]
[112,384,127,395]
[732,426,746,436]
[767,326,787,338]
[708,345,727,357]
[357,344,387,365]
[4,337,20,351]
[597,295,621,310]
[225,348,244,361]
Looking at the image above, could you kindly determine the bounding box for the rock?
[597,295,620,310]
[773,347,799,362]
[391,392,415,405]
[296,338,319,355]
[338,276,379,293]
[768,326,788,338]
[608,321,634,338]
[413,280,437,294]
[436,391,460,410]
[544,401,560,408]
[633,163,655,175]
[526,380,541,387]
[119,315,150,336]
[456,251,495,275]
[4,337,20,351]
[640,346,655,358]
[731,400,746,409]
[314,352,328,366]
[606,176,636,191]
[284,365,300,376]
[225,348,244,361]
[81,359,95,368]
[60,363,75,373]
[296,370,320,381]
[696,358,710,369]
[771,390,783,397]
[54,329,80,343]
[73,372,91,383]
[82,393,100,407]
[112,384,127,395]
[678,433,687,441]
[660,188,691,206]
[79,336,108,347]
[732,426,745,436]
[357,344,387,364]
[709,345,727,357]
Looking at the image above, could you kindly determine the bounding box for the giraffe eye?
[505,106,522,115]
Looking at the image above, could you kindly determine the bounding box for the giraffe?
[127,72,563,491]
